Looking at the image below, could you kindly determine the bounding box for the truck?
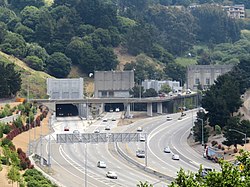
[203,146,224,163]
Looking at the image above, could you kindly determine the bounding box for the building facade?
[94,71,134,98]
[186,65,234,90]
[142,80,181,93]
[223,4,245,19]
[47,78,84,99]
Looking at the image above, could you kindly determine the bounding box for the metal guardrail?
[115,142,174,182]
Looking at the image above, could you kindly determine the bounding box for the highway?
[118,111,220,179]
[35,110,220,187]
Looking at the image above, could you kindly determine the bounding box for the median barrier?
[115,142,174,182]
[29,154,66,187]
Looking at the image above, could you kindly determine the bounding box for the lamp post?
[229,129,247,151]
[197,118,204,146]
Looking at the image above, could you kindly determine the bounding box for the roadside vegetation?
[0,102,55,186]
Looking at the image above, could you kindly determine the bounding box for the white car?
[97,161,106,168]
[106,171,118,179]
[137,127,143,132]
[139,134,146,141]
[136,150,145,158]
[166,116,172,121]
[94,129,100,133]
[105,125,111,130]
[172,154,180,160]
[115,108,120,112]
[164,146,171,153]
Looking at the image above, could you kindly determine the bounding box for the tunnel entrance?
[56,104,78,117]
[104,103,124,112]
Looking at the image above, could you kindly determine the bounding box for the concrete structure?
[47,78,84,99]
[186,65,234,90]
[142,80,182,93]
[223,4,245,19]
[94,71,134,98]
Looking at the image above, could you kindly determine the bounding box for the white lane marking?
[58,145,119,187]
[44,144,98,187]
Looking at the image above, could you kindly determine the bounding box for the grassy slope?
[0,51,52,99]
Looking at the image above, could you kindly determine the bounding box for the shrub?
[3,124,11,134]
[0,125,3,138]
[215,125,221,134]
[1,157,8,165]
[218,144,222,149]
[234,148,238,153]
[211,140,218,147]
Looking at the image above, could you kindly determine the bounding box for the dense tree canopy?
[0,62,21,98]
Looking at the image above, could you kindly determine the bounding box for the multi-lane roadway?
[35,110,220,187]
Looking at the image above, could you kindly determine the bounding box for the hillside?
[0,51,52,99]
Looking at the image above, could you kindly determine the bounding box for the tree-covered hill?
[0,0,250,98]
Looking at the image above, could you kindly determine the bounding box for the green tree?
[0,62,22,98]
[46,52,71,78]
[164,63,186,85]
[125,23,159,56]
[20,6,41,30]
[26,43,49,63]
[35,8,54,46]
[202,73,242,129]
[159,84,172,94]
[24,56,44,71]
[129,85,144,98]
[0,32,27,58]
[10,0,44,11]
[193,111,209,144]
[191,5,240,44]
[143,88,158,98]
[0,22,7,43]
[7,165,21,187]
[223,116,250,149]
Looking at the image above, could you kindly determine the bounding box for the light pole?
[197,118,204,146]
[229,129,247,151]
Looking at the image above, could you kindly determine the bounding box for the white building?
[47,78,84,99]
[94,71,134,98]
[142,80,182,93]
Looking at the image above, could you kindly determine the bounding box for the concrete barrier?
[29,154,66,187]
[115,142,174,182]
[0,114,19,123]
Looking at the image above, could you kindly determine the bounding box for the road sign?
[239,164,244,171]
[110,133,144,142]
[56,133,145,144]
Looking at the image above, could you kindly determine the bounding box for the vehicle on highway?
[111,118,116,121]
[73,130,80,134]
[64,126,69,131]
[166,116,172,121]
[181,112,186,117]
[172,154,180,160]
[115,108,120,112]
[139,134,146,141]
[201,167,212,178]
[94,129,100,133]
[103,119,108,122]
[137,127,143,132]
[164,146,171,153]
[106,171,118,179]
[178,117,182,120]
[136,150,145,158]
[105,125,111,130]
[97,161,106,168]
